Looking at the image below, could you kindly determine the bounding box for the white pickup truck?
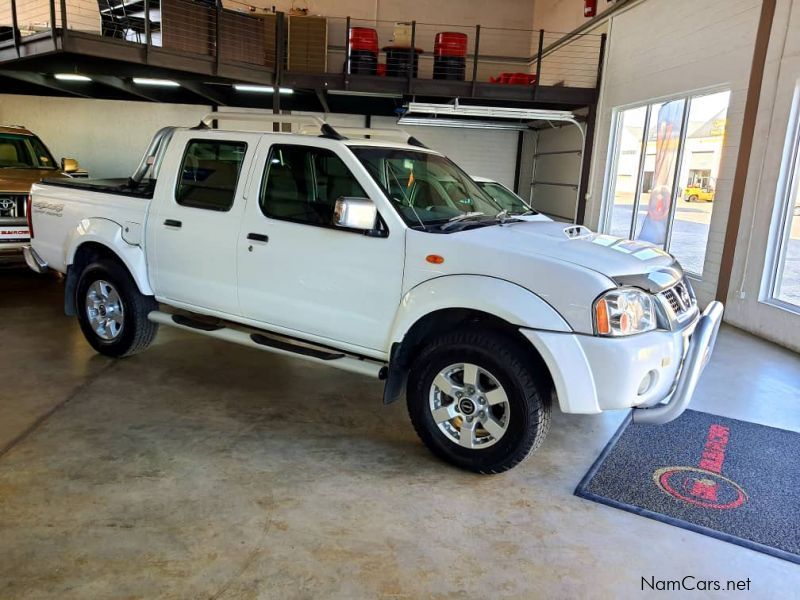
[23,113,723,473]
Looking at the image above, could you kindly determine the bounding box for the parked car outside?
[0,125,83,256]
[683,184,714,202]
[23,115,723,473]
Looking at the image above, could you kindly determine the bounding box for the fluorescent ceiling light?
[233,84,293,94]
[54,73,91,82]
[133,78,180,87]
[398,117,528,131]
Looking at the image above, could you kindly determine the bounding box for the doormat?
[575,409,800,564]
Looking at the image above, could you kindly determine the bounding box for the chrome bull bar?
[632,301,724,425]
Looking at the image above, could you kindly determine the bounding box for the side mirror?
[61,157,79,173]
[333,197,378,231]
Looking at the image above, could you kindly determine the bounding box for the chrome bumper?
[23,245,48,273]
[632,301,724,425]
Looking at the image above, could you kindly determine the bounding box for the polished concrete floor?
[1,267,799,599]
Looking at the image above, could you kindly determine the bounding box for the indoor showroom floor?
[1,267,799,599]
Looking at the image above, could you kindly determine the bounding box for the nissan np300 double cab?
[24,113,723,473]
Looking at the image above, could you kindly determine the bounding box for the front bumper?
[520,301,723,424]
[631,301,723,424]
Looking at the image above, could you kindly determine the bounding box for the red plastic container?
[349,27,379,53]
[434,32,468,57]
[489,72,537,85]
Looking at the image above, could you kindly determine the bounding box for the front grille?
[660,280,695,318]
[0,194,26,219]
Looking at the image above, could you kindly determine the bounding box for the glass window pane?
[668,91,731,275]
[607,106,647,238]
[635,98,686,247]
[261,145,368,226]
[175,140,247,211]
[774,138,800,307]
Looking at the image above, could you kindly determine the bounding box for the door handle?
[247,233,269,243]
[164,219,182,228]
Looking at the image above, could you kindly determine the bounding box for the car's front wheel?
[76,259,159,358]
[407,330,551,474]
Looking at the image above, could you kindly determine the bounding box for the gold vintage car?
[0,125,83,255]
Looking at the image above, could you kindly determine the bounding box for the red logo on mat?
[653,424,747,510]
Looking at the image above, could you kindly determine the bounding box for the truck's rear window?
[175,140,247,211]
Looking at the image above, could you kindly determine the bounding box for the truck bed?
[41,177,157,199]
[30,178,153,275]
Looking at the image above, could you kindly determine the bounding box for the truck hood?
[0,169,65,193]
[459,220,681,284]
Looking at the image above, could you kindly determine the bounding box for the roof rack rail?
[197,113,429,148]
[298,124,428,147]
[199,112,325,131]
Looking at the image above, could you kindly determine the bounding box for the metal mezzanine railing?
[0,0,606,93]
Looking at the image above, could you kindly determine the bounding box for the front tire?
[407,330,551,474]
[76,260,159,357]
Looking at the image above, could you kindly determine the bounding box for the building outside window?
[767,85,800,311]
[603,90,731,276]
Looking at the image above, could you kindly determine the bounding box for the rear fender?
[65,218,152,295]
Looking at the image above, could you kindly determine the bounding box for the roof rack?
[199,112,325,131]
[297,124,427,147]
[197,112,428,148]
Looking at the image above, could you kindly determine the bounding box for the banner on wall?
[637,99,684,246]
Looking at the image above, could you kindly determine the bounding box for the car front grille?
[660,279,696,319]
[0,194,27,220]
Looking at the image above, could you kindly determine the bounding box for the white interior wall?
[531,0,617,32]
[723,0,800,352]
[0,96,518,188]
[583,0,761,307]
[0,94,210,177]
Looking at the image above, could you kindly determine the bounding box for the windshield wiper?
[440,211,486,231]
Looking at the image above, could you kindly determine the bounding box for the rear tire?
[407,329,551,474]
[688,194,699,203]
[76,259,159,357]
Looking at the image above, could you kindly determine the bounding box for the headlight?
[594,287,656,336]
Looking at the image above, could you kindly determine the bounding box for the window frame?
[258,143,387,236]
[174,138,249,213]
[600,86,731,277]
[763,82,800,315]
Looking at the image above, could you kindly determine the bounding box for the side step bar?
[148,310,385,378]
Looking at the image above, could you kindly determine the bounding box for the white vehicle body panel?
[145,130,261,315]
[236,136,406,351]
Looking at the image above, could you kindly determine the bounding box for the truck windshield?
[476,181,536,215]
[0,133,57,170]
[350,146,506,230]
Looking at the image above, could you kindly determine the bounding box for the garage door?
[373,116,518,188]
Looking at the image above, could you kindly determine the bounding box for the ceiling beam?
[178,80,229,106]
[315,88,330,114]
[0,71,94,99]
[92,75,164,102]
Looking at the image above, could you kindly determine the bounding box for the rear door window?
[175,140,248,211]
